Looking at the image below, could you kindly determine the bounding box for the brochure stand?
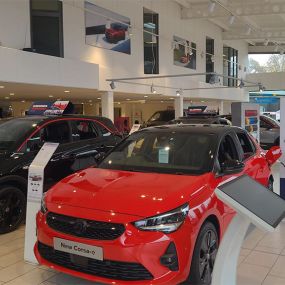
[212,175,285,285]
[24,142,59,264]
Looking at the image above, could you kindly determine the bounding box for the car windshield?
[0,118,39,151]
[99,131,215,175]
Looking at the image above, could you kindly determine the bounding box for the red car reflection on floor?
[35,125,280,285]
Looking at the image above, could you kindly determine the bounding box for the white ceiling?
[176,0,285,50]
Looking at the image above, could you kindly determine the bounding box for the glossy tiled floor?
[0,164,284,285]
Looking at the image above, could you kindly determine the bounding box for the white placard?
[24,142,59,264]
[129,124,141,134]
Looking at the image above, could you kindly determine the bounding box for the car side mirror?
[221,160,245,175]
[94,152,105,162]
[266,146,282,166]
[27,138,43,152]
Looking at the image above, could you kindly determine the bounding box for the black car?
[169,114,232,126]
[0,115,122,233]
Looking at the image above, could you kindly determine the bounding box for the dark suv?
[0,115,122,233]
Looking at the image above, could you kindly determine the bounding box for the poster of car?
[85,1,131,54]
[173,36,196,69]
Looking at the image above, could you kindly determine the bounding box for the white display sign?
[129,124,141,134]
[24,142,59,264]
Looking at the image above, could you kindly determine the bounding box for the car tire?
[183,221,219,285]
[268,177,274,192]
[0,186,26,234]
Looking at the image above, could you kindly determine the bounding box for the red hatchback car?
[35,125,279,285]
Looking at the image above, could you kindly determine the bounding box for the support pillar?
[174,96,183,118]
[280,98,285,199]
[101,91,114,122]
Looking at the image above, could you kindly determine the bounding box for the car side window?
[218,134,239,165]
[236,132,256,160]
[260,118,271,129]
[26,121,70,152]
[96,122,111,137]
[71,120,98,141]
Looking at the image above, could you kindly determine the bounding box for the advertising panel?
[173,35,196,69]
[85,1,131,54]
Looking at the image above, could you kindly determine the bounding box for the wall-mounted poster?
[173,36,196,69]
[85,1,131,54]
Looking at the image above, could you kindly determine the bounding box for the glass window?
[99,131,215,175]
[223,46,238,87]
[249,53,285,73]
[143,8,159,74]
[96,123,112,136]
[71,120,98,140]
[30,0,63,57]
[0,118,39,151]
[206,37,215,83]
[218,135,239,165]
[236,132,255,160]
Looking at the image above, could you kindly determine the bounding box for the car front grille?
[46,212,125,240]
[38,242,153,281]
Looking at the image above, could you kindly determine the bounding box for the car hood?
[47,168,214,218]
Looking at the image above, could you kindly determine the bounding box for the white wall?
[0,0,31,50]
[0,0,249,102]
[62,0,249,100]
[247,72,285,90]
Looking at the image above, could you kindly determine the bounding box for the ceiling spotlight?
[0,86,4,89]
[176,89,183,96]
[21,100,25,103]
[264,39,269,46]
[110,81,116,90]
[126,98,131,101]
[9,93,14,96]
[229,14,235,25]
[48,95,53,98]
[4,96,9,99]
[238,80,245,88]
[151,84,157,94]
[144,95,148,98]
[245,26,251,35]
[208,1,216,13]
[97,97,101,100]
[64,90,70,93]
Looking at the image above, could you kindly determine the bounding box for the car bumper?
[35,210,194,285]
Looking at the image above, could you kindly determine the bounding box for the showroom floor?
[0,165,284,285]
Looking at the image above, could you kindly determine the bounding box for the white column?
[101,91,114,122]
[174,96,184,118]
[219,100,224,115]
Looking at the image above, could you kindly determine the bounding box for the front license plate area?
[70,254,89,267]
[54,237,103,261]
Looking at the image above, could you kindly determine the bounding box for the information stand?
[212,175,285,285]
[24,142,59,264]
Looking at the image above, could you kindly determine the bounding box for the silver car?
[260,115,280,149]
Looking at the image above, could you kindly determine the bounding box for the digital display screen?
[219,175,285,228]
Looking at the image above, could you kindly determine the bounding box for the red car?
[34,125,279,285]
[105,23,128,43]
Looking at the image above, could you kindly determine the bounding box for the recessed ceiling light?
[144,95,148,98]
[88,100,92,103]
[0,86,4,88]
[118,102,121,105]
[21,100,26,103]
[64,90,70,93]
[97,97,101,100]
[9,93,14,96]
[126,98,131,101]
[170,97,174,100]
[49,95,53,98]
[161,101,164,103]
[4,96,9,99]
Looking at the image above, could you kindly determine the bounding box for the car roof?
[140,124,242,135]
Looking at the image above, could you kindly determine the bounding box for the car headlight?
[40,193,48,214]
[133,203,189,233]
